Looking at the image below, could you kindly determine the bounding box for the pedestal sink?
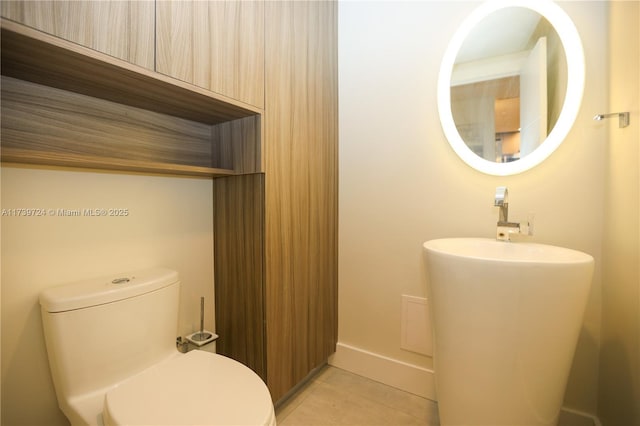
[423,238,593,426]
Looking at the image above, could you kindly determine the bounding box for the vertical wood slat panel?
[0,1,155,70]
[265,1,295,400]
[155,0,264,108]
[264,1,339,401]
[214,174,266,381]
[307,0,339,372]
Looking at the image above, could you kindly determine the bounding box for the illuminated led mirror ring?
[437,0,585,176]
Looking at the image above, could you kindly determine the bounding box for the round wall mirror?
[437,0,584,176]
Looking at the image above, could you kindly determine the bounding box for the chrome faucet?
[494,186,533,241]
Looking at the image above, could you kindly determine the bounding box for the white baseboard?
[328,342,600,426]
[328,342,437,400]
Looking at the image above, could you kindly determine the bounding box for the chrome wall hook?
[593,112,630,128]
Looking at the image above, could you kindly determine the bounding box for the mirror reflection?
[450,7,567,163]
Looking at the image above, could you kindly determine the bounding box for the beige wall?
[599,1,640,425]
[1,166,214,425]
[338,0,606,414]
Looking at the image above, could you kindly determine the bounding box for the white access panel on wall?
[401,295,433,356]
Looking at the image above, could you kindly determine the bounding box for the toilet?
[39,268,276,426]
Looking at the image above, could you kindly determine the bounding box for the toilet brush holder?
[186,296,218,346]
[186,330,218,346]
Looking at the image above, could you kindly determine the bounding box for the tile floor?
[275,365,595,426]
[275,365,440,425]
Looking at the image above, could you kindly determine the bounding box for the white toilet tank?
[40,268,180,424]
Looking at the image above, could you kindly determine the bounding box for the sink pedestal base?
[423,238,593,426]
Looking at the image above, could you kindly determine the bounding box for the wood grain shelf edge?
[1,148,236,178]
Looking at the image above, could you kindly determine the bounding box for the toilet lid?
[103,350,275,426]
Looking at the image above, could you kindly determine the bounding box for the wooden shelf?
[1,148,236,178]
[0,19,263,177]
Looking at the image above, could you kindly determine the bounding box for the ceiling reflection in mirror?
[450,7,567,163]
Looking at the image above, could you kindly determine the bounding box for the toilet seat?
[103,350,275,426]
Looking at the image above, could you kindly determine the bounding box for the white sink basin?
[423,238,593,426]
[424,237,593,264]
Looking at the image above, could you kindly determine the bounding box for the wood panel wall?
[264,0,339,401]
[156,0,264,109]
[214,174,266,380]
[0,0,154,70]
